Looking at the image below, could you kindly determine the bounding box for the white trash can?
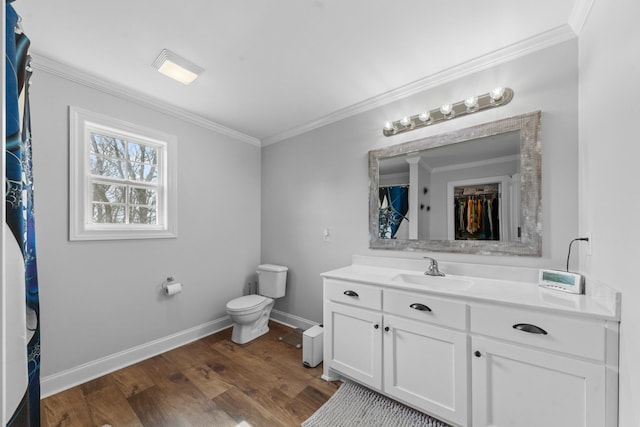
[302,325,323,368]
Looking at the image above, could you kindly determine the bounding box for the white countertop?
[321,256,621,321]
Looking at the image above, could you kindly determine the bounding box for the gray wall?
[262,40,579,324]
[579,0,640,424]
[31,71,261,378]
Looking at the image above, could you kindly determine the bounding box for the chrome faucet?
[424,257,445,277]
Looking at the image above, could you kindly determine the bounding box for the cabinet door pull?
[343,290,359,297]
[374,324,379,329]
[474,350,482,358]
[384,326,390,332]
[512,323,548,335]
[409,303,432,312]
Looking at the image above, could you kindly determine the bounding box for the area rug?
[302,381,451,427]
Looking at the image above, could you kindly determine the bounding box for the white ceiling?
[14,1,584,145]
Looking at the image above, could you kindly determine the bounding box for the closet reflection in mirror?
[450,180,517,241]
[378,131,520,242]
[370,111,541,256]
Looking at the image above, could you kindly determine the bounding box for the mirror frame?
[369,110,542,256]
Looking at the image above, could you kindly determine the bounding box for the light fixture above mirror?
[383,87,514,137]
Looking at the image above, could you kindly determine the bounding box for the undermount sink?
[392,273,474,290]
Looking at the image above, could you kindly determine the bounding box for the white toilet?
[226,264,288,344]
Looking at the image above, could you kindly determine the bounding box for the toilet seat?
[226,294,268,313]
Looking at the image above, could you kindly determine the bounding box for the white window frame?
[69,106,177,240]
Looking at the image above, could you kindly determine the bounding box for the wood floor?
[41,322,340,427]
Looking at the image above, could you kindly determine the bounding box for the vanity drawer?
[324,279,382,310]
[470,304,606,361]
[383,289,467,330]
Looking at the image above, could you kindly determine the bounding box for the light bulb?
[418,111,430,122]
[400,116,412,127]
[464,96,478,109]
[440,104,453,115]
[490,87,505,101]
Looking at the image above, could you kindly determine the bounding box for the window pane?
[129,187,157,207]
[129,206,157,224]
[92,183,126,203]
[127,162,158,183]
[143,164,158,182]
[90,133,125,157]
[92,204,126,224]
[128,142,157,165]
[90,155,126,179]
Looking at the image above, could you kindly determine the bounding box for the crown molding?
[261,24,577,147]
[29,53,261,147]
[568,0,595,35]
[30,23,577,149]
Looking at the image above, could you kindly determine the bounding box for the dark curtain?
[6,2,40,425]
[379,186,409,239]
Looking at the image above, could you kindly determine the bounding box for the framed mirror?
[369,111,541,256]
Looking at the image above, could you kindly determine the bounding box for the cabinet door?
[472,336,605,427]
[324,301,382,389]
[383,314,469,427]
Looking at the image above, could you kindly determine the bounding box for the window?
[70,106,177,240]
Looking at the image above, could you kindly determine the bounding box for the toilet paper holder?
[162,276,183,296]
[162,276,174,290]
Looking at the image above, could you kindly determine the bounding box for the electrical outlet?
[586,232,592,256]
[323,228,331,242]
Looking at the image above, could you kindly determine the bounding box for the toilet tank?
[257,264,288,298]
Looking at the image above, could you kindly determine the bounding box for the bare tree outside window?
[90,133,158,225]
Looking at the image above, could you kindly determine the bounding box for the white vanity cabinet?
[322,261,620,427]
[324,280,383,389]
[323,279,469,426]
[324,301,383,388]
[470,303,618,427]
[382,289,469,426]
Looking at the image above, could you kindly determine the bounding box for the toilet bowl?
[226,264,287,344]
[226,294,274,344]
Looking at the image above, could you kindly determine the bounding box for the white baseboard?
[270,309,318,331]
[40,316,233,398]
